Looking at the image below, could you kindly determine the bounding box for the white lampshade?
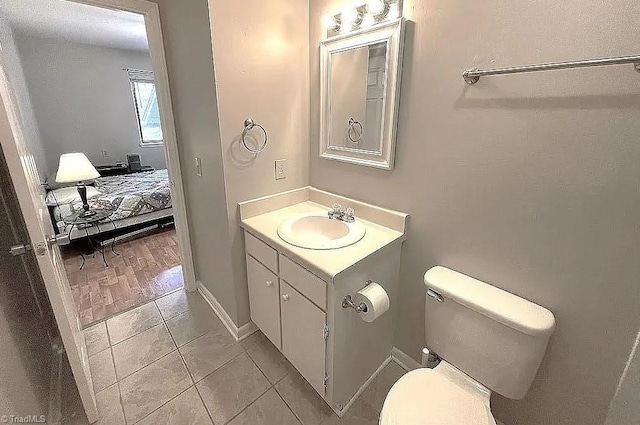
[55,153,100,183]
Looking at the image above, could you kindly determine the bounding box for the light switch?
[275,158,287,180]
[195,157,202,177]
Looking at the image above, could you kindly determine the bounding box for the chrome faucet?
[328,203,355,223]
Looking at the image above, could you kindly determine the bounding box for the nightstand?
[63,209,119,269]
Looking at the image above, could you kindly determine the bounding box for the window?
[128,70,163,146]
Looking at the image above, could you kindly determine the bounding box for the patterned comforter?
[53,169,172,232]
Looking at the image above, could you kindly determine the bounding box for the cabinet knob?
[266,280,273,287]
[282,294,290,302]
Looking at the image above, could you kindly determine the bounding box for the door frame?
[73,0,197,292]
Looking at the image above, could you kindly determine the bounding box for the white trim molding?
[197,281,258,341]
[391,346,421,371]
[77,0,197,292]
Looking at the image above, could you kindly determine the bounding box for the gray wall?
[209,0,310,326]
[15,34,166,176]
[0,19,49,179]
[605,330,640,425]
[309,1,640,425]
[150,0,238,322]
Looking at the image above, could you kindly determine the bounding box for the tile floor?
[63,288,406,425]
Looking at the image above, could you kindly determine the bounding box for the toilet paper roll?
[354,282,390,323]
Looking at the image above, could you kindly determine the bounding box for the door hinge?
[323,325,329,340]
[324,373,329,389]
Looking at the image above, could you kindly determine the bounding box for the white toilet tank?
[424,266,555,400]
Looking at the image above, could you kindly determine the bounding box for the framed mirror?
[320,18,405,170]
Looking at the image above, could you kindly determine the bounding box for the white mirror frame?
[320,18,405,170]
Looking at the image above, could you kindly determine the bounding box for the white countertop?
[240,201,406,281]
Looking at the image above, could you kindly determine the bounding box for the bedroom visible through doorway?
[0,0,190,326]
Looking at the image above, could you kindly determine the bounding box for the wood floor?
[62,228,183,327]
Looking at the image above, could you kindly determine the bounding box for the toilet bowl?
[380,361,496,425]
[380,266,555,425]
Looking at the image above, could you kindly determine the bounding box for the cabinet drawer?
[280,281,326,396]
[280,255,326,310]
[245,232,278,273]
[246,255,281,349]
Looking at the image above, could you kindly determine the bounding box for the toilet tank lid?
[424,266,555,337]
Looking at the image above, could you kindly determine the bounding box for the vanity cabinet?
[242,217,403,417]
[245,231,327,395]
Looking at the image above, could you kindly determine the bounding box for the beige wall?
[208,0,310,325]
[151,0,238,321]
[309,1,640,425]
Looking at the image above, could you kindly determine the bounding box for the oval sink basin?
[277,213,366,250]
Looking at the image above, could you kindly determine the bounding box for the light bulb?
[387,3,400,19]
[366,0,385,15]
[321,14,338,29]
[341,6,358,24]
[361,14,375,27]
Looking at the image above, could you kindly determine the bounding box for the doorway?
[0,0,196,327]
[0,0,194,420]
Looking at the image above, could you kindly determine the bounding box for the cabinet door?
[280,281,326,395]
[247,255,281,348]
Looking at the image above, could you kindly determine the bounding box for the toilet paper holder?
[342,280,372,313]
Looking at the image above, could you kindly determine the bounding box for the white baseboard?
[197,281,257,341]
[391,346,422,371]
[237,320,258,341]
[337,356,392,417]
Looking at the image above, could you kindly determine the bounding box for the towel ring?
[242,118,268,154]
[347,117,363,143]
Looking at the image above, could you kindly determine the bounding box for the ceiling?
[0,0,148,51]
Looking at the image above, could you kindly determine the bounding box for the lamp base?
[76,183,95,218]
[78,210,97,218]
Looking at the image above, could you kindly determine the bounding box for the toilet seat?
[379,361,497,425]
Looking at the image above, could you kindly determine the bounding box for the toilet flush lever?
[427,288,444,303]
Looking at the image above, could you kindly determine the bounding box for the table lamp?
[55,153,100,217]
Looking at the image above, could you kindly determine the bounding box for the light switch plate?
[275,158,287,180]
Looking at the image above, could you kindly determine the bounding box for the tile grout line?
[129,385,194,425]
[272,384,305,425]
[104,319,128,425]
[112,323,176,382]
[83,286,184,329]
[158,297,218,425]
[219,385,274,425]
[119,297,197,425]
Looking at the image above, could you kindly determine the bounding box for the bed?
[47,169,174,241]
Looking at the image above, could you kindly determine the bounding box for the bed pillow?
[45,186,102,207]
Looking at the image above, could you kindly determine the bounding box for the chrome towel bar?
[241,118,268,154]
[463,54,640,85]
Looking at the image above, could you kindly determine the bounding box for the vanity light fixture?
[322,0,400,36]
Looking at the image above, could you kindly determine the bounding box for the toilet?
[380,266,556,424]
